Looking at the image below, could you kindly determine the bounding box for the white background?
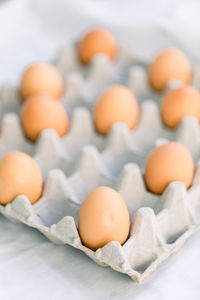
[0,0,200,299]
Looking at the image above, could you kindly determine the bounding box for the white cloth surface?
[0,0,200,299]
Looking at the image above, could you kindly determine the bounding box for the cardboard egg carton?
[0,43,200,283]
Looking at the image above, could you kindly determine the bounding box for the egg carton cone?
[0,43,200,283]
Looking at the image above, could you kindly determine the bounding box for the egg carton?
[1,43,200,283]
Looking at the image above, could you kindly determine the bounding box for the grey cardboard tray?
[0,44,200,283]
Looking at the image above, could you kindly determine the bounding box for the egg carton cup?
[0,43,200,282]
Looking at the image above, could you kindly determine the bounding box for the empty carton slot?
[33,196,80,227]
[165,227,189,244]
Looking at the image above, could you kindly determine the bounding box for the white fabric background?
[0,0,200,299]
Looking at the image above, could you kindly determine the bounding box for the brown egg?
[20,63,63,101]
[144,142,194,194]
[78,186,130,251]
[78,28,116,64]
[161,85,200,128]
[21,93,69,141]
[93,85,139,135]
[148,48,191,91]
[0,152,42,205]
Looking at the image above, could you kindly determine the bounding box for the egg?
[78,28,116,64]
[78,186,130,251]
[144,142,194,194]
[0,152,42,205]
[21,93,69,141]
[93,85,139,135]
[148,48,191,91]
[161,85,200,128]
[20,63,63,101]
